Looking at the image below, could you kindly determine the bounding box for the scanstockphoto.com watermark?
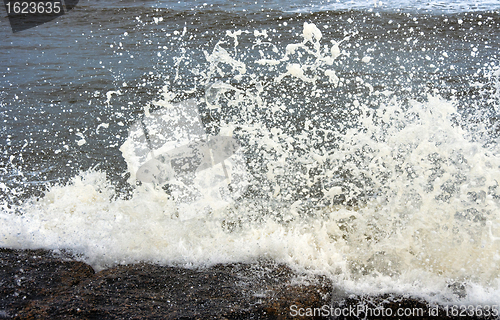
[290,304,426,318]
[290,304,499,318]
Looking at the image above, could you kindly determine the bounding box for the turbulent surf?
[1,0,500,305]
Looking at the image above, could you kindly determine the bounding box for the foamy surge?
[1,22,500,304]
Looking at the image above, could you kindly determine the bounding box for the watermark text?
[290,304,499,318]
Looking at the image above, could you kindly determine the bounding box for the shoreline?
[0,248,495,319]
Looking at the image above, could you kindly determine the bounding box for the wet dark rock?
[0,248,94,319]
[0,248,496,319]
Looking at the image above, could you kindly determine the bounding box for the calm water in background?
[1,0,500,305]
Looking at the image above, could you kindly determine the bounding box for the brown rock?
[1,248,496,319]
[0,248,94,319]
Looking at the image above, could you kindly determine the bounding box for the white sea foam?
[1,22,500,305]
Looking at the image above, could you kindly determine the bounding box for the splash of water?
[1,22,500,304]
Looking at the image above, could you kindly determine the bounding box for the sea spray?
[1,20,499,305]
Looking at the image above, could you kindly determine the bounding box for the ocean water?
[1,0,500,306]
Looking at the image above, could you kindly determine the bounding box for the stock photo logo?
[125,98,249,215]
[3,0,79,32]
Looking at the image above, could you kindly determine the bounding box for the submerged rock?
[0,248,495,319]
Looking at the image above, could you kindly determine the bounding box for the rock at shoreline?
[0,248,495,319]
[0,248,332,319]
